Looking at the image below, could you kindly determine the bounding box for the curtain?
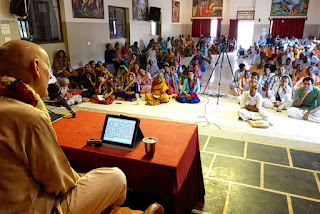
[280,19,291,38]
[270,19,282,37]
[291,18,305,39]
[270,18,305,39]
[228,19,238,41]
[217,19,222,38]
[192,19,201,37]
[201,19,211,37]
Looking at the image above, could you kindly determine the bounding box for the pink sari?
[137,72,152,93]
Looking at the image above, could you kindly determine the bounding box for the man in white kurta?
[263,76,293,112]
[238,83,272,122]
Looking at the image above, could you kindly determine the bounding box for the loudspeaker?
[10,0,29,18]
[149,7,160,22]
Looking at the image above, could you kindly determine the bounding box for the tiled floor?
[198,135,320,214]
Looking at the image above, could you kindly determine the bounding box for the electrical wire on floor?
[194,94,221,130]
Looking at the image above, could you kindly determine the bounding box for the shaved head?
[0,40,51,97]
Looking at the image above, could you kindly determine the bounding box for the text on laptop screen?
[102,117,136,145]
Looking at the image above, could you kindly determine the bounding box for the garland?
[0,76,50,119]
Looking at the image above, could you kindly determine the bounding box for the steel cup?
[143,137,158,156]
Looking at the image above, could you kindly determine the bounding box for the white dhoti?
[263,100,292,110]
[287,107,320,123]
[238,108,272,122]
[59,167,127,214]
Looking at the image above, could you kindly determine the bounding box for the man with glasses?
[287,77,320,123]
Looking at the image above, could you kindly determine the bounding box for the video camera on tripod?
[220,35,228,48]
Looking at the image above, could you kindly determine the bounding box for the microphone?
[47,83,76,118]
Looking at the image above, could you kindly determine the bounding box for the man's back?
[0,96,79,213]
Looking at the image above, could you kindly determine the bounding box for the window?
[109,7,126,39]
[151,21,159,36]
[18,0,63,43]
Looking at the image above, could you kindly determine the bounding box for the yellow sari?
[145,78,169,105]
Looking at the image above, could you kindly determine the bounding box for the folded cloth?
[247,120,269,128]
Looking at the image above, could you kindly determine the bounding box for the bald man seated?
[238,82,273,123]
[0,41,163,214]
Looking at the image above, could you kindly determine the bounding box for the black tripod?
[202,40,235,105]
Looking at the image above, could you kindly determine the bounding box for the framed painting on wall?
[270,0,309,16]
[72,0,104,19]
[192,0,223,17]
[172,1,180,22]
[132,0,149,21]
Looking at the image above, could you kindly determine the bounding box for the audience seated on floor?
[91,74,115,105]
[268,66,293,93]
[190,50,206,72]
[116,72,140,102]
[294,66,319,89]
[163,62,180,95]
[263,76,293,112]
[237,46,247,58]
[105,43,121,72]
[238,82,272,123]
[288,77,320,123]
[146,59,160,79]
[259,65,274,97]
[175,70,200,104]
[54,50,78,78]
[233,70,252,96]
[115,65,129,90]
[43,33,320,125]
[58,77,83,106]
[145,73,169,105]
[137,68,152,94]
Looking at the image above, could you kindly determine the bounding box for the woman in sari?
[176,70,201,104]
[54,50,78,78]
[96,61,113,79]
[145,73,169,105]
[159,38,168,53]
[130,62,140,76]
[137,68,152,94]
[128,54,138,70]
[122,42,131,61]
[115,65,130,91]
[92,75,115,105]
[163,63,180,95]
[116,72,140,101]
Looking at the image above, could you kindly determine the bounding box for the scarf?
[189,77,198,94]
[123,73,140,92]
[0,76,50,119]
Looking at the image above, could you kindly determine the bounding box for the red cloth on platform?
[52,111,205,214]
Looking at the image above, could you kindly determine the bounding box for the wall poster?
[172,1,180,22]
[72,0,104,19]
[192,0,223,17]
[270,0,309,16]
[132,0,149,21]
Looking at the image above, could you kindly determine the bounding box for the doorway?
[237,21,254,49]
[210,19,218,39]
